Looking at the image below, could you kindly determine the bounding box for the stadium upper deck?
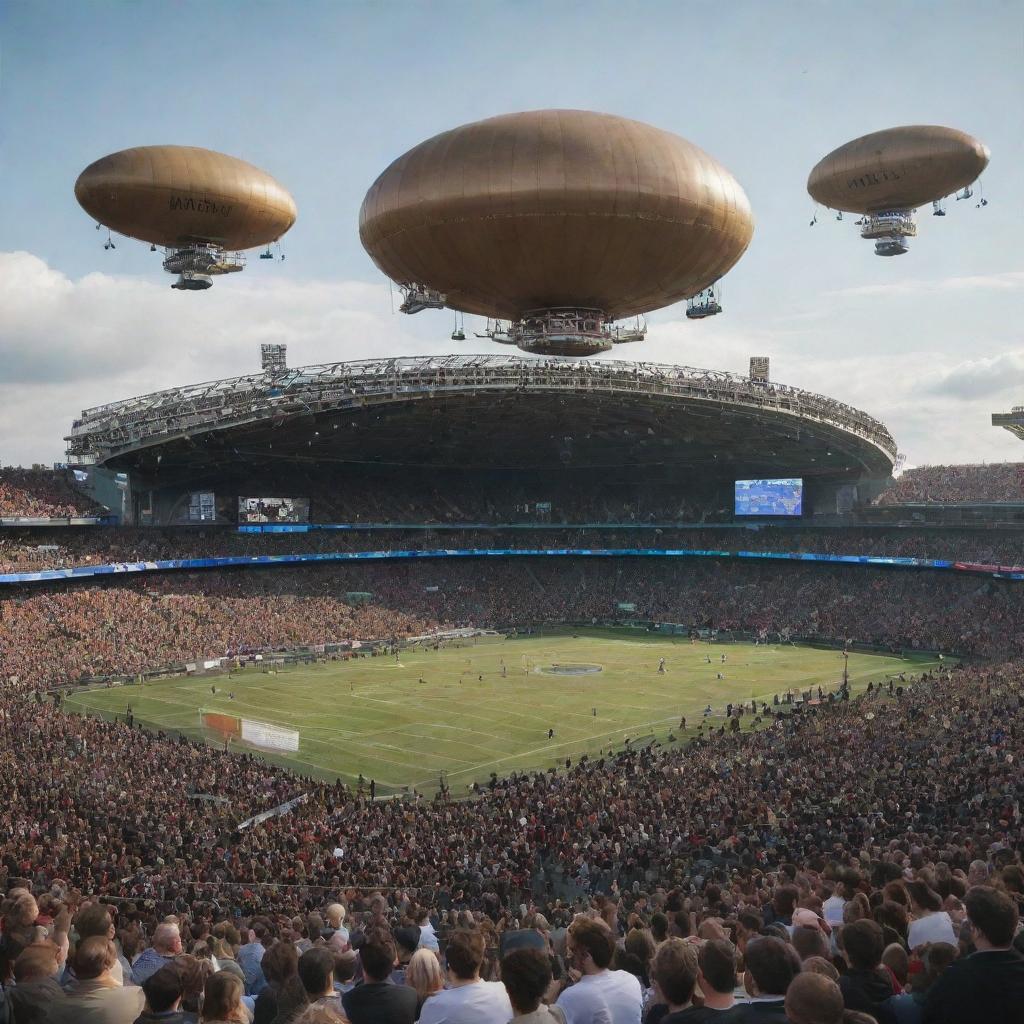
[65,355,897,483]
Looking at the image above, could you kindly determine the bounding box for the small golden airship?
[75,145,297,289]
[807,125,989,256]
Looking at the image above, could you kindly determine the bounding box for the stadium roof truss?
[65,355,897,479]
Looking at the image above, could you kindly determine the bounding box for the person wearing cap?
[391,926,420,986]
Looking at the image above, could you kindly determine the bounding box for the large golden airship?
[359,109,754,355]
[75,146,297,289]
[807,126,989,256]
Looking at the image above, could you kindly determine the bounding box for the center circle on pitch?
[539,663,604,676]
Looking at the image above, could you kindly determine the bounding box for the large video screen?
[238,497,310,524]
[735,478,803,517]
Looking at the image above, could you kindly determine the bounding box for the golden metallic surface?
[807,126,989,213]
[75,146,297,250]
[359,110,753,321]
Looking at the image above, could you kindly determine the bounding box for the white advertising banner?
[241,718,300,752]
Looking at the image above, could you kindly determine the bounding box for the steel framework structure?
[66,355,897,469]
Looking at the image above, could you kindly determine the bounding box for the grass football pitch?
[65,629,942,795]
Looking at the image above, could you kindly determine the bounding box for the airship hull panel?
[75,146,297,251]
[359,109,754,321]
[807,125,989,213]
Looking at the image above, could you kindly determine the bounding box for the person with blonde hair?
[405,947,445,1017]
[324,904,349,948]
[200,971,247,1024]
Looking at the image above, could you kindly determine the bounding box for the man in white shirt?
[418,928,513,1024]
[415,906,440,952]
[556,917,642,1024]
[821,881,849,928]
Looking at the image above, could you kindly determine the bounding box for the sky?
[1,0,1022,469]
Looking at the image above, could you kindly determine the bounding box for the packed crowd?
[0,658,1021,1023]
[2,524,1023,576]
[3,558,1023,692]
[0,470,104,520]
[0,584,436,694]
[875,463,1024,505]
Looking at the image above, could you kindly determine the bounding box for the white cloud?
[2,250,1023,469]
[826,270,1024,299]
[926,350,1024,400]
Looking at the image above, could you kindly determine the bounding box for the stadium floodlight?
[261,344,288,376]
[749,357,770,384]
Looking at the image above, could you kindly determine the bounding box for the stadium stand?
[0,468,105,519]
[2,559,1023,692]
[875,463,1024,505]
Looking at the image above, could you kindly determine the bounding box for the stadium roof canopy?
[992,406,1024,443]
[66,355,896,481]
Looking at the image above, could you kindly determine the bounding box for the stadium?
[63,352,896,523]
[2,13,1024,1024]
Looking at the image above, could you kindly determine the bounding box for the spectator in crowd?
[502,947,565,1023]
[418,929,513,1024]
[340,934,415,1024]
[647,938,699,1023]
[253,942,299,1024]
[403,948,445,1018]
[556,918,641,1024]
[237,920,269,995]
[691,939,738,1020]
[923,887,1024,1024]
[391,926,420,985]
[72,906,128,987]
[323,906,348,948]
[784,972,845,1024]
[51,937,146,1024]
[296,948,342,1018]
[414,907,439,953]
[904,884,956,951]
[737,936,801,1022]
[136,962,189,1024]
[8,943,66,1024]
[133,924,184,986]
[198,972,246,1024]
[837,920,898,1024]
